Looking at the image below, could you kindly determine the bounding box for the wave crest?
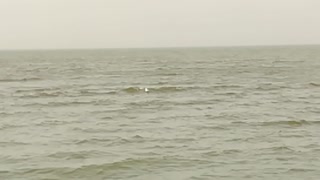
[121,86,187,94]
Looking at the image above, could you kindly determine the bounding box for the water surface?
[1,46,320,179]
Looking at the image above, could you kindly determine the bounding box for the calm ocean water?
[0,46,320,179]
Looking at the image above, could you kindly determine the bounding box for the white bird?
[144,88,149,93]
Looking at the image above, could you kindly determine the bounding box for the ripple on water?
[0,77,42,82]
[258,120,320,127]
[1,47,320,179]
[121,86,195,94]
[12,156,208,179]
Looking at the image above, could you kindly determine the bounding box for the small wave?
[125,99,168,107]
[72,127,118,134]
[16,157,167,178]
[156,81,168,85]
[74,138,112,145]
[264,146,295,152]
[24,92,65,98]
[0,123,26,130]
[15,88,69,98]
[34,119,75,127]
[0,156,208,178]
[0,77,42,82]
[66,156,202,174]
[48,150,107,160]
[210,85,243,89]
[215,92,242,96]
[22,101,95,107]
[259,120,319,127]
[220,149,243,155]
[195,125,227,131]
[0,141,28,146]
[231,121,249,125]
[20,167,72,178]
[226,137,254,142]
[79,89,116,96]
[121,87,143,93]
[255,86,281,91]
[203,149,242,157]
[67,159,145,175]
[287,168,316,172]
[0,170,9,174]
[309,82,320,87]
[108,136,150,146]
[231,120,320,128]
[17,89,117,99]
[16,88,51,93]
[0,111,33,116]
[153,72,180,76]
[121,86,189,94]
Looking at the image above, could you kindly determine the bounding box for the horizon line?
[0,43,319,51]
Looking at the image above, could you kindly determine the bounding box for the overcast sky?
[0,0,319,49]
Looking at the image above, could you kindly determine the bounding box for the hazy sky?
[1,0,319,49]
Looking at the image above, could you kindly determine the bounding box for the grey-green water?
[1,46,320,180]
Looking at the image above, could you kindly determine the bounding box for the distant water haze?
[0,0,320,49]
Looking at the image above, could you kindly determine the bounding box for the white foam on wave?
[139,87,149,93]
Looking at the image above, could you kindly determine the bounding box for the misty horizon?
[1,44,320,51]
[1,0,320,49]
